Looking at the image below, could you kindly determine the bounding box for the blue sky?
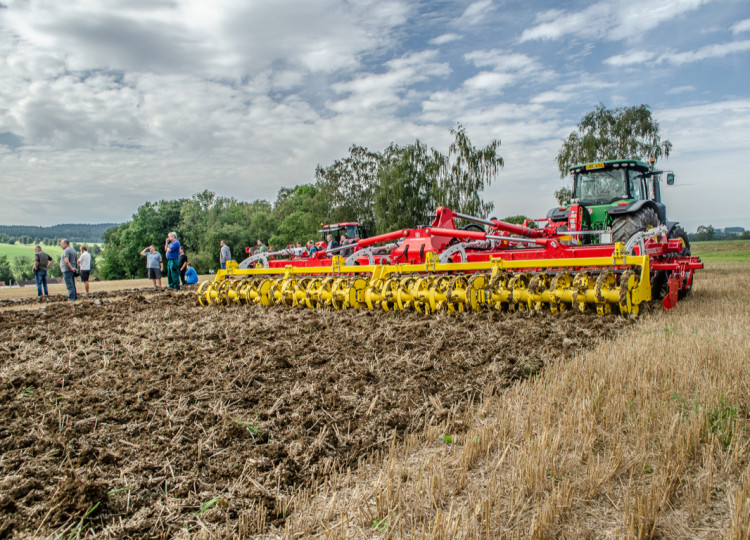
[0,0,748,232]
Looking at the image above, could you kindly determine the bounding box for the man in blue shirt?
[185,263,198,284]
[164,232,181,290]
[306,240,317,256]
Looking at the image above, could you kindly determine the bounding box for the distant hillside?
[0,223,119,243]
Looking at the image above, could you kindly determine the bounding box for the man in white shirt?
[77,245,92,294]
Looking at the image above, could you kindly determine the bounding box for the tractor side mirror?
[666,173,675,185]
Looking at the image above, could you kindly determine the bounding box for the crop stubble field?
[0,253,748,538]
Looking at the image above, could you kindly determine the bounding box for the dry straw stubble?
[281,261,750,539]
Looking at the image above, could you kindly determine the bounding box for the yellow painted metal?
[197,249,652,316]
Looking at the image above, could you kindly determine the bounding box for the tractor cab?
[569,159,661,226]
[547,159,678,245]
[318,222,368,243]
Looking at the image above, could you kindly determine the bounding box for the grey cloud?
[0,131,23,148]
[42,14,207,73]
[223,0,410,74]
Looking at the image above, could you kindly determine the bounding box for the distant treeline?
[688,225,750,242]
[0,223,118,244]
[100,126,504,280]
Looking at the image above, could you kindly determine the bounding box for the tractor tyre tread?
[611,207,660,245]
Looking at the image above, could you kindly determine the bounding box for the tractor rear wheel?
[611,207,660,245]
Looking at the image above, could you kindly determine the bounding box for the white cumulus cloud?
[658,39,750,65]
[521,0,714,43]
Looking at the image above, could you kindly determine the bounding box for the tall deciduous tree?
[0,255,13,284]
[271,184,328,247]
[314,145,381,232]
[556,104,672,177]
[375,141,442,232]
[375,125,503,232]
[11,256,34,282]
[438,124,503,219]
[696,225,715,241]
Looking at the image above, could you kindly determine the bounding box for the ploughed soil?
[0,290,631,537]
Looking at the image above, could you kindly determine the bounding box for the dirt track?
[0,290,630,537]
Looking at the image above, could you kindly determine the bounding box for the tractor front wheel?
[611,207,660,245]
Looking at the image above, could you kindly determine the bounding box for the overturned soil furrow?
[0,291,630,537]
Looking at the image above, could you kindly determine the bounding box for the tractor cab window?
[344,225,359,239]
[628,170,644,200]
[574,169,629,205]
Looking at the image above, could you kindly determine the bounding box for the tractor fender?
[546,206,569,221]
[607,200,666,223]
[665,221,681,236]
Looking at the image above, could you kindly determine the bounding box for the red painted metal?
[249,206,702,310]
[663,274,680,310]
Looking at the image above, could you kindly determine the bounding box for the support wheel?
[652,225,692,300]
[670,225,691,300]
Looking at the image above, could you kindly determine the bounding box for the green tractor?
[547,158,690,255]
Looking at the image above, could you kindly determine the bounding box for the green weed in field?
[67,501,100,539]
[706,397,738,450]
[17,385,34,399]
[197,496,227,516]
[234,418,261,443]
[371,518,388,532]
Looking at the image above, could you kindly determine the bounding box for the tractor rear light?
[617,202,628,206]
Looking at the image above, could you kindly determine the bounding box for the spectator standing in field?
[339,234,351,257]
[59,239,77,301]
[185,263,198,284]
[164,232,181,290]
[256,239,268,253]
[326,233,339,251]
[306,240,317,256]
[33,245,53,297]
[140,246,163,288]
[178,247,188,286]
[77,245,91,295]
[220,240,232,269]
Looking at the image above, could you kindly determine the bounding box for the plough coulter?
[198,203,702,317]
